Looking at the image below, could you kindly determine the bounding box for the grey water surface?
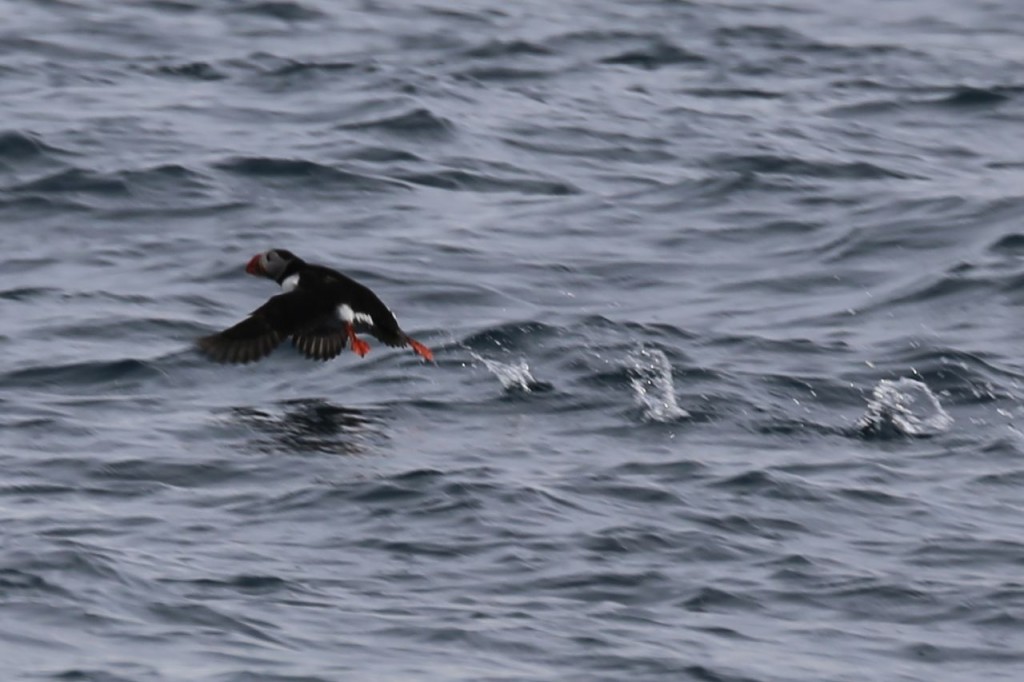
[2,0,1024,680]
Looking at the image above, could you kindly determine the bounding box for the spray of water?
[857,377,952,437]
[627,347,689,422]
[470,352,538,393]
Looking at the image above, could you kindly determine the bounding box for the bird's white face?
[246,248,296,280]
[261,250,290,279]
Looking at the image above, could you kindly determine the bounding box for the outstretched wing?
[292,316,347,361]
[197,291,332,364]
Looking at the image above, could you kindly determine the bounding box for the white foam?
[471,352,537,392]
[857,377,952,436]
[627,347,689,422]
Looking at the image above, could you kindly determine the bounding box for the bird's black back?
[298,263,404,344]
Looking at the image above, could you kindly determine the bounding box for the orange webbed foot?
[351,337,371,357]
[407,338,434,362]
[346,324,371,358]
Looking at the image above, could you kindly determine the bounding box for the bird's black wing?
[197,291,333,364]
[292,316,347,361]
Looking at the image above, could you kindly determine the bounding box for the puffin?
[197,248,434,364]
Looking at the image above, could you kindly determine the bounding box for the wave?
[0,286,58,301]
[711,469,830,502]
[988,233,1024,255]
[937,86,1016,108]
[11,168,130,195]
[462,39,553,59]
[599,41,706,69]
[159,573,292,595]
[829,85,1021,118]
[501,125,675,163]
[2,358,164,389]
[149,601,286,645]
[214,156,409,192]
[396,168,578,195]
[338,107,454,138]
[228,1,326,22]
[714,24,824,49]
[9,163,213,199]
[267,58,361,78]
[0,130,70,163]
[340,146,423,164]
[684,87,784,100]
[548,29,670,49]
[714,24,917,58]
[50,316,207,340]
[152,61,228,81]
[709,153,914,180]
[455,66,555,82]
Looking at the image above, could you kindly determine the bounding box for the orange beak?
[245,254,263,276]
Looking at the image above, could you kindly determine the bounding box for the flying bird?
[198,249,434,364]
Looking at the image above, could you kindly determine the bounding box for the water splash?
[470,352,539,393]
[627,347,689,422]
[857,377,952,437]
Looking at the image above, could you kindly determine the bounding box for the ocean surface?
[2,0,1024,680]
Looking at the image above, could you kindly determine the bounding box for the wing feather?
[291,315,347,361]
[198,290,332,364]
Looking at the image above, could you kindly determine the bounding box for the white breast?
[281,273,300,292]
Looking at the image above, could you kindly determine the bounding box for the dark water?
[3,0,1024,679]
